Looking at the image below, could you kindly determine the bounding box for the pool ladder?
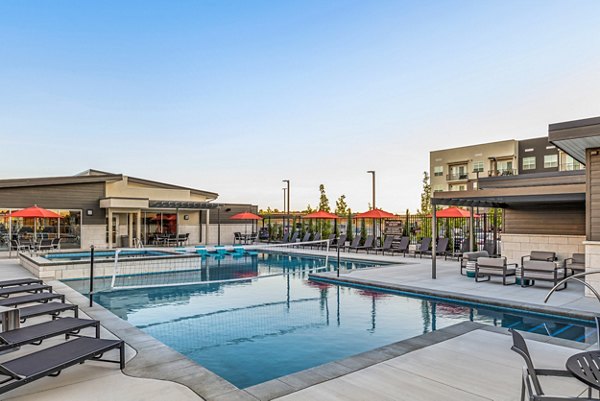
[544,270,600,304]
[133,238,144,249]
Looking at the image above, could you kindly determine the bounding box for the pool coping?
[51,279,592,401]
[309,273,598,322]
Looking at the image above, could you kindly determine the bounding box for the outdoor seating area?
[0,277,124,396]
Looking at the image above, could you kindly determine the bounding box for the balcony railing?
[559,163,585,171]
[446,173,469,181]
[487,169,517,177]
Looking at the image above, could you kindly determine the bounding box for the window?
[563,155,583,171]
[522,156,536,170]
[497,160,513,175]
[544,154,558,168]
[472,181,478,190]
[433,185,444,192]
[433,166,443,176]
[472,161,484,173]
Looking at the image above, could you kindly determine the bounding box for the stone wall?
[501,233,585,265]
[584,241,600,297]
[206,224,256,245]
[81,224,108,248]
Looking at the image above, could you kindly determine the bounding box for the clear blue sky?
[2,1,600,212]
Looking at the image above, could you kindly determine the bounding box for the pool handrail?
[544,270,600,304]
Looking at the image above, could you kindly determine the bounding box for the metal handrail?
[544,270,600,304]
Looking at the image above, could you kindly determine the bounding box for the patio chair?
[475,256,517,285]
[564,253,585,275]
[423,238,449,259]
[0,292,65,307]
[0,337,124,396]
[322,233,336,249]
[309,232,321,249]
[521,251,556,266]
[372,236,394,255]
[233,232,242,244]
[459,250,490,276]
[356,235,375,253]
[298,232,311,247]
[414,237,432,258]
[36,238,53,252]
[387,236,410,256]
[0,317,100,352]
[509,328,592,401]
[288,231,299,243]
[0,283,51,298]
[452,238,471,260]
[344,236,362,252]
[50,237,61,250]
[520,260,567,290]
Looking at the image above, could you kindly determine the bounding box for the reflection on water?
[64,252,594,389]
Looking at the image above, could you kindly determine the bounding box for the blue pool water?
[64,252,595,389]
[45,249,172,261]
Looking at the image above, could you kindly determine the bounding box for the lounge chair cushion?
[477,257,504,268]
[522,260,565,280]
[529,251,556,261]
[464,251,489,261]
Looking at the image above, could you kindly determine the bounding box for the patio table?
[566,350,600,390]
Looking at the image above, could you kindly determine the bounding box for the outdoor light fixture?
[183,215,189,221]
[86,209,93,216]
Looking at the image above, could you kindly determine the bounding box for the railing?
[559,163,585,172]
[544,270,600,304]
[446,173,469,181]
[487,169,517,177]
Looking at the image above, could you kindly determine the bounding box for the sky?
[1,0,600,213]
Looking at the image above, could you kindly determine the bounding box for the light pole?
[282,179,290,234]
[282,187,287,236]
[366,171,376,209]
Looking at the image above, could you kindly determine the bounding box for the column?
[205,209,210,245]
[136,211,142,246]
[469,206,475,252]
[128,213,133,248]
[108,209,113,249]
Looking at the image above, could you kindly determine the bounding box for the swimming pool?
[64,252,595,389]
[44,249,174,261]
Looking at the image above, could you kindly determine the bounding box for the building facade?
[0,170,257,249]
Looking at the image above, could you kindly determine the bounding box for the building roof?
[0,170,219,199]
[549,116,600,164]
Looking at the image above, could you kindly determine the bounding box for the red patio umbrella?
[230,212,262,234]
[9,205,62,240]
[430,207,480,218]
[355,208,397,245]
[303,210,339,236]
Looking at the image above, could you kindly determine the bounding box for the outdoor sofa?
[459,250,490,276]
[564,253,585,275]
[520,260,568,290]
[475,256,517,285]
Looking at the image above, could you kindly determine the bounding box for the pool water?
[45,249,173,261]
[64,252,595,389]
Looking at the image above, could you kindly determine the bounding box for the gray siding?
[518,137,559,175]
[587,148,600,240]
[504,203,585,236]
[0,183,106,224]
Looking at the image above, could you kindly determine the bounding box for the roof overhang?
[549,116,600,164]
[100,197,150,209]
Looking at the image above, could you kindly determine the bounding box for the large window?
[497,160,513,175]
[522,156,536,170]
[544,154,558,168]
[472,161,484,173]
[433,166,443,176]
[563,155,583,171]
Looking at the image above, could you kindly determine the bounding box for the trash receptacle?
[120,235,129,247]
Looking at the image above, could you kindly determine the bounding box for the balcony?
[487,169,517,177]
[446,173,469,181]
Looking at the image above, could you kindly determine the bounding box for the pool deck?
[0,251,598,400]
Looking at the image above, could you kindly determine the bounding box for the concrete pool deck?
[0,252,597,401]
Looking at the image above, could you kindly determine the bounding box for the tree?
[360,218,367,245]
[346,208,354,242]
[318,184,330,212]
[335,195,348,216]
[419,171,432,215]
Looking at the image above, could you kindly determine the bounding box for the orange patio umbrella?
[303,210,339,236]
[355,208,397,244]
[230,212,262,234]
[9,205,62,240]
[429,207,480,218]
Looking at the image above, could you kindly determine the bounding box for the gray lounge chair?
[19,302,79,323]
[344,236,362,252]
[520,260,567,290]
[564,253,585,275]
[298,232,311,247]
[510,328,592,401]
[0,293,65,307]
[521,251,556,266]
[0,283,51,298]
[415,237,432,258]
[460,250,490,276]
[356,235,374,253]
[372,236,394,255]
[0,278,43,288]
[423,238,449,259]
[0,317,100,352]
[388,236,410,256]
[475,256,517,285]
[308,233,321,249]
[330,234,343,248]
[0,337,124,395]
[288,231,299,243]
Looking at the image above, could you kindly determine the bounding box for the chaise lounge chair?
[388,236,410,256]
[0,317,100,352]
[344,236,362,252]
[19,302,79,323]
[422,238,449,259]
[0,337,124,396]
[414,237,432,258]
[0,283,52,298]
[0,292,65,307]
[356,235,375,253]
[0,278,43,288]
[372,236,394,255]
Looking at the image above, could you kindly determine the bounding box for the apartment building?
[431,137,585,192]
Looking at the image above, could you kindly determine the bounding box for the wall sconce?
[183,215,190,221]
[86,209,93,216]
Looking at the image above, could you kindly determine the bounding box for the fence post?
[89,245,95,307]
[337,238,341,277]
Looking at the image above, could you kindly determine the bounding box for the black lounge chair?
[356,235,374,253]
[415,237,432,258]
[327,234,342,249]
[0,317,100,352]
[423,238,449,259]
[288,231,299,243]
[19,302,79,323]
[309,233,321,249]
[0,337,125,395]
[389,236,410,256]
[372,236,393,255]
[509,328,591,401]
[344,236,362,252]
[0,278,43,288]
[0,283,51,298]
[298,232,311,247]
[0,293,64,307]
